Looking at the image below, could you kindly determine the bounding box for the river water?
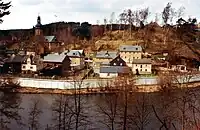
[6,89,200,130]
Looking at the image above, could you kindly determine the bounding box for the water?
[5,89,200,130]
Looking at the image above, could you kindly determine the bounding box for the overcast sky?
[0,0,199,29]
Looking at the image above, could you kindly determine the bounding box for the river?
[5,88,200,130]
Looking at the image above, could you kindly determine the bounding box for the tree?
[162,2,173,25]
[0,78,23,129]
[104,18,107,34]
[51,76,88,130]
[97,93,121,130]
[119,10,127,40]
[28,97,43,130]
[129,93,152,130]
[109,12,115,32]
[0,0,11,23]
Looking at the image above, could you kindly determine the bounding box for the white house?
[21,55,43,74]
[132,58,152,74]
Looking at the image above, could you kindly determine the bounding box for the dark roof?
[100,66,130,73]
[132,58,152,64]
[6,55,28,63]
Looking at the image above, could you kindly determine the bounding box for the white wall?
[99,73,118,78]
[132,64,152,74]
[22,64,37,72]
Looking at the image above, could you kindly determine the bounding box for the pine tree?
[0,0,11,23]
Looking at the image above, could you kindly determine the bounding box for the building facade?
[119,45,142,65]
[132,59,152,74]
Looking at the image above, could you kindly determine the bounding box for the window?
[125,56,126,59]
[113,63,116,66]
[140,69,142,72]
[117,58,120,61]
[146,64,148,67]
[140,65,142,68]
[136,48,138,50]
[145,69,147,71]
[107,73,110,76]
[30,66,33,69]
[120,63,123,66]
[23,66,26,69]
[136,64,137,67]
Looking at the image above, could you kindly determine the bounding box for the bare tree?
[28,97,43,130]
[104,18,107,34]
[0,78,23,129]
[109,12,115,32]
[97,93,121,130]
[119,10,128,40]
[129,92,152,130]
[162,2,173,25]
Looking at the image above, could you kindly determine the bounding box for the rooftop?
[62,50,84,57]
[132,58,152,64]
[119,45,142,52]
[43,54,68,63]
[100,66,130,73]
[95,51,118,59]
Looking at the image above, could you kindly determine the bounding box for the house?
[110,55,127,66]
[42,53,71,76]
[119,45,142,66]
[21,55,43,74]
[4,55,28,74]
[132,58,152,74]
[62,50,85,70]
[93,51,118,73]
[99,66,131,78]
[171,65,187,72]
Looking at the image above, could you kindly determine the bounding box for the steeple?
[35,15,42,28]
[35,15,43,36]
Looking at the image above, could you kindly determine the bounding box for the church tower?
[35,15,43,36]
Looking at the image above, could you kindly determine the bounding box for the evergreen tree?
[0,0,11,23]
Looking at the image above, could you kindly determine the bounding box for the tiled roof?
[119,45,142,52]
[100,66,130,73]
[44,36,55,42]
[132,58,152,64]
[96,51,118,59]
[43,54,68,63]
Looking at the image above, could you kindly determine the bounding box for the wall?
[99,73,118,78]
[132,64,152,74]
[120,52,142,63]
[15,74,200,90]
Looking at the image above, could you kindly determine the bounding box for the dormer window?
[114,63,116,66]
[123,47,126,50]
[73,53,76,55]
[136,48,138,50]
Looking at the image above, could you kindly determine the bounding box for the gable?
[110,56,126,66]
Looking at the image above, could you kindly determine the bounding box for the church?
[25,15,62,55]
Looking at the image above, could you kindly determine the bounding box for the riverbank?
[3,81,200,95]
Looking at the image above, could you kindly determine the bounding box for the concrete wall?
[16,74,200,90]
[99,73,118,78]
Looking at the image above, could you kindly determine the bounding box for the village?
[0,15,198,82]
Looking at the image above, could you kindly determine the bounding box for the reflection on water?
[6,89,200,130]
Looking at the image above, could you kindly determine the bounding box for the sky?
[0,0,199,29]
